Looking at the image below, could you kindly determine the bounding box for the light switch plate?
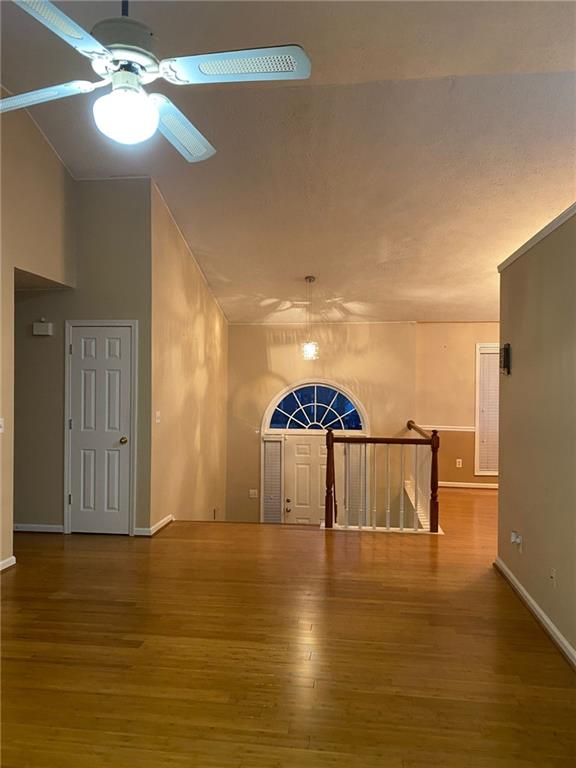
[249,489,258,499]
[0,417,4,434]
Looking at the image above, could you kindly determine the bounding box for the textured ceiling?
[1,1,575,323]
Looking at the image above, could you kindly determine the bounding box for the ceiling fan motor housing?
[90,18,159,83]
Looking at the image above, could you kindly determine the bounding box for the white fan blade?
[0,80,107,114]
[160,45,311,85]
[150,94,216,163]
[14,0,112,62]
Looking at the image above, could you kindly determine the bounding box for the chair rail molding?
[420,425,475,432]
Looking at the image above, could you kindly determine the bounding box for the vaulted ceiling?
[2,1,575,322]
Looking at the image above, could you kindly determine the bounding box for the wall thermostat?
[32,321,53,336]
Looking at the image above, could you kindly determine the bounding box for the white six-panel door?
[68,325,133,534]
[284,435,344,525]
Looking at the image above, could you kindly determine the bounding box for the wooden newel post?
[325,429,335,529]
[429,430,440,533]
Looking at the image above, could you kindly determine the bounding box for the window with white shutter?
[261,439,283,522]
[475,343,500,475]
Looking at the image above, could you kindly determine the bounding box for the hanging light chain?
[305,275,315,341]
[302,275,319,360]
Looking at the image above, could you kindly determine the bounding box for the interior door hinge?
[68,418,73,429]
[68,493,72,505]
[69,344,73,355]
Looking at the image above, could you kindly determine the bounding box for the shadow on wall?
[212,290,388,325]
[225,321,418,520]
[229,323,416,438]
[151,216,228,523]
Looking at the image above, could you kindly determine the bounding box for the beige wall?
[14,179,152,529]
[416,322,499,484]
[437,430,493,485]
[226,323,417,521]
[151,186,228,523]
[1,106,76,562]
[498,212,576,650]
[416,322,499,425]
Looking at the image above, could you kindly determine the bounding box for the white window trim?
[64,320,139,536]
[474,342,499,477]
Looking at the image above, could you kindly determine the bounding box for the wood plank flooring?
[2,490,575,767]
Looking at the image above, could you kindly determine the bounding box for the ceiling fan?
[0,0,312,162]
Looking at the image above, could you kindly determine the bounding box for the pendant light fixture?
[301,275,319,361]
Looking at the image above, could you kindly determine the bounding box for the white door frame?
[64,320,139,535]
[260,379,369,523]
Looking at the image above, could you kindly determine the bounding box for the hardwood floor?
[2,490,575,767]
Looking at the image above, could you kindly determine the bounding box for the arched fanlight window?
[269,384,363,431]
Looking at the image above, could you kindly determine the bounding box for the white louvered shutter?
[262,439,282,523]
[477,347,499,474]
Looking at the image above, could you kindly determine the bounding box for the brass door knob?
[119,436,128,445]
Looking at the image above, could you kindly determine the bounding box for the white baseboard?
[494,557,576,670]
[1,556,16,571]
[14,524,64,533]
[134,514,173,537]
[439,481,498,489]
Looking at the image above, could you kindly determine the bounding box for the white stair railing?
[324,423,439,533]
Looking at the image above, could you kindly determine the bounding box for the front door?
[68,325,133,534]
[284,434,344,525]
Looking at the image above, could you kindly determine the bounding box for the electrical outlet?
[155,410,161,424]
[249,489,258,499]
[456,458,463,468]
[510,531,524,555]
[511,531,524,552]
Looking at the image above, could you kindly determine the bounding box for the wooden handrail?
[406,420,432,439]
[333,436,431,446]
[325,423,440,533]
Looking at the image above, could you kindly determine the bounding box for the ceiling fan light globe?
[93,87,159,145]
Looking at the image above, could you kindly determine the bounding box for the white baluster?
[358,444,363,530]
[372,444,377,530]
[385,445,391,530]
[399,444,405,531]
[344,444,349,529]
[414,444,419,532]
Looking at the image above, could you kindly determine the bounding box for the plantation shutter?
[262,439,282,523]
[477,346,499,474]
